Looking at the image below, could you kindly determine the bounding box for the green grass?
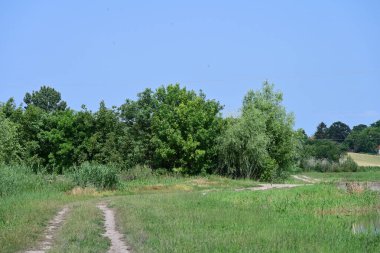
[111,184,380,253]
[49,201,110,253]
[3,164,380,253]
[300,170,380,182]
[0,165,97,253]
[348,152,380,167]
[119,175,258,194]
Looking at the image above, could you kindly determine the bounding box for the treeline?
[0,82,298,180]
[312,120,380,154]
[297,120,380,172]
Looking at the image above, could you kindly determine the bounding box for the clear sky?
[1,1,379,135]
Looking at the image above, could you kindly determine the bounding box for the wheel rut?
[24,207,70,253]
[97,203,130,253]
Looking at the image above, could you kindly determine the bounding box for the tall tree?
[327,121,351,142]
[218,81,296,180]
[24,86,67,112]
[314,122,328,139]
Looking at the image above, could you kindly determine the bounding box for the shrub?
[71,163,119,190]
[121,164,153,180]
[301,156,358,172]
[338,156,358,172]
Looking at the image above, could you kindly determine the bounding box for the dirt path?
[292,175,320,183]
[235,183,304,192]
[25,207,70,253]
[97,203,130,253]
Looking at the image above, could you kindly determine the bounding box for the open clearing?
[2,175,380,253]
[348,152,380,167]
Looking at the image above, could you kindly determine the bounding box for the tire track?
[25,207,70,253]
[97,203,130,253]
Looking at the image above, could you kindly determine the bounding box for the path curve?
[97,203,130,253]
[235,183,303,192]
[292,175,320,184]
[25,207,70,253]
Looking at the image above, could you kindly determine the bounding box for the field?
[1,165,380,253]
[348,152,380,167]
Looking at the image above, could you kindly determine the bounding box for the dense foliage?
[217,82,297,180]
[2,83,378,179]
[1,84,224,176]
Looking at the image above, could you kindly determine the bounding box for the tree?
[0,112,22,164]
[306,139,344,162]
[217,81,296,181]
[150,84,223,174]
[314,122,328,139]
[345,125,380,153]
[24,86,67,112]
[120,84,223,174]
[327,121,351,143]
[119,89,156,167]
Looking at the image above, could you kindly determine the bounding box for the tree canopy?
[217,82,296,180]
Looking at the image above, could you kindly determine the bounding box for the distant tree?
[371,120,380,128]
[306,139,344,162]
[327,121,351,143]
[24,86,67,112]
[218,82,296,181]
[1,98,23,123]
[314,122,328,139]
[352,124,367,132]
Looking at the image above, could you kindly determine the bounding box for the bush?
[301,156,358,172]
[338,156,358,172]
[71,163,119,190]
[121,164,153,180]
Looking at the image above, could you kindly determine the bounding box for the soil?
[97,203,130,253]
[24,207,70,253]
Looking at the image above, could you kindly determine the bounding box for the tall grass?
[0,164,73,197]
[71,163,119,190]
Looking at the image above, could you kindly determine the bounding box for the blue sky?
[1,1,379,135]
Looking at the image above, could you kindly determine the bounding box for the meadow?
[348,152,380,167]
[1,164,380,253]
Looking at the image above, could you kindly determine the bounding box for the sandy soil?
[97,203,130,253]
[24,207,70,253]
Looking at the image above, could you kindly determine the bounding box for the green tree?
[0,112,22,164]
[218,81,296,180]
[314,122,328,139]
[120,89,156,167]
[24,86,67,112]
[120,84,223,173]
[327,121,351,143]
[150,84,223,174]
[306,139,344,162]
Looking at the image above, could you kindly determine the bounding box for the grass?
[296,169,380,182]
[111,184,380,253]
[49,201,110,253]
[348,152,380,167]
[2,164,380,253]
[119,175,258,194]
[0,165,100,253]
